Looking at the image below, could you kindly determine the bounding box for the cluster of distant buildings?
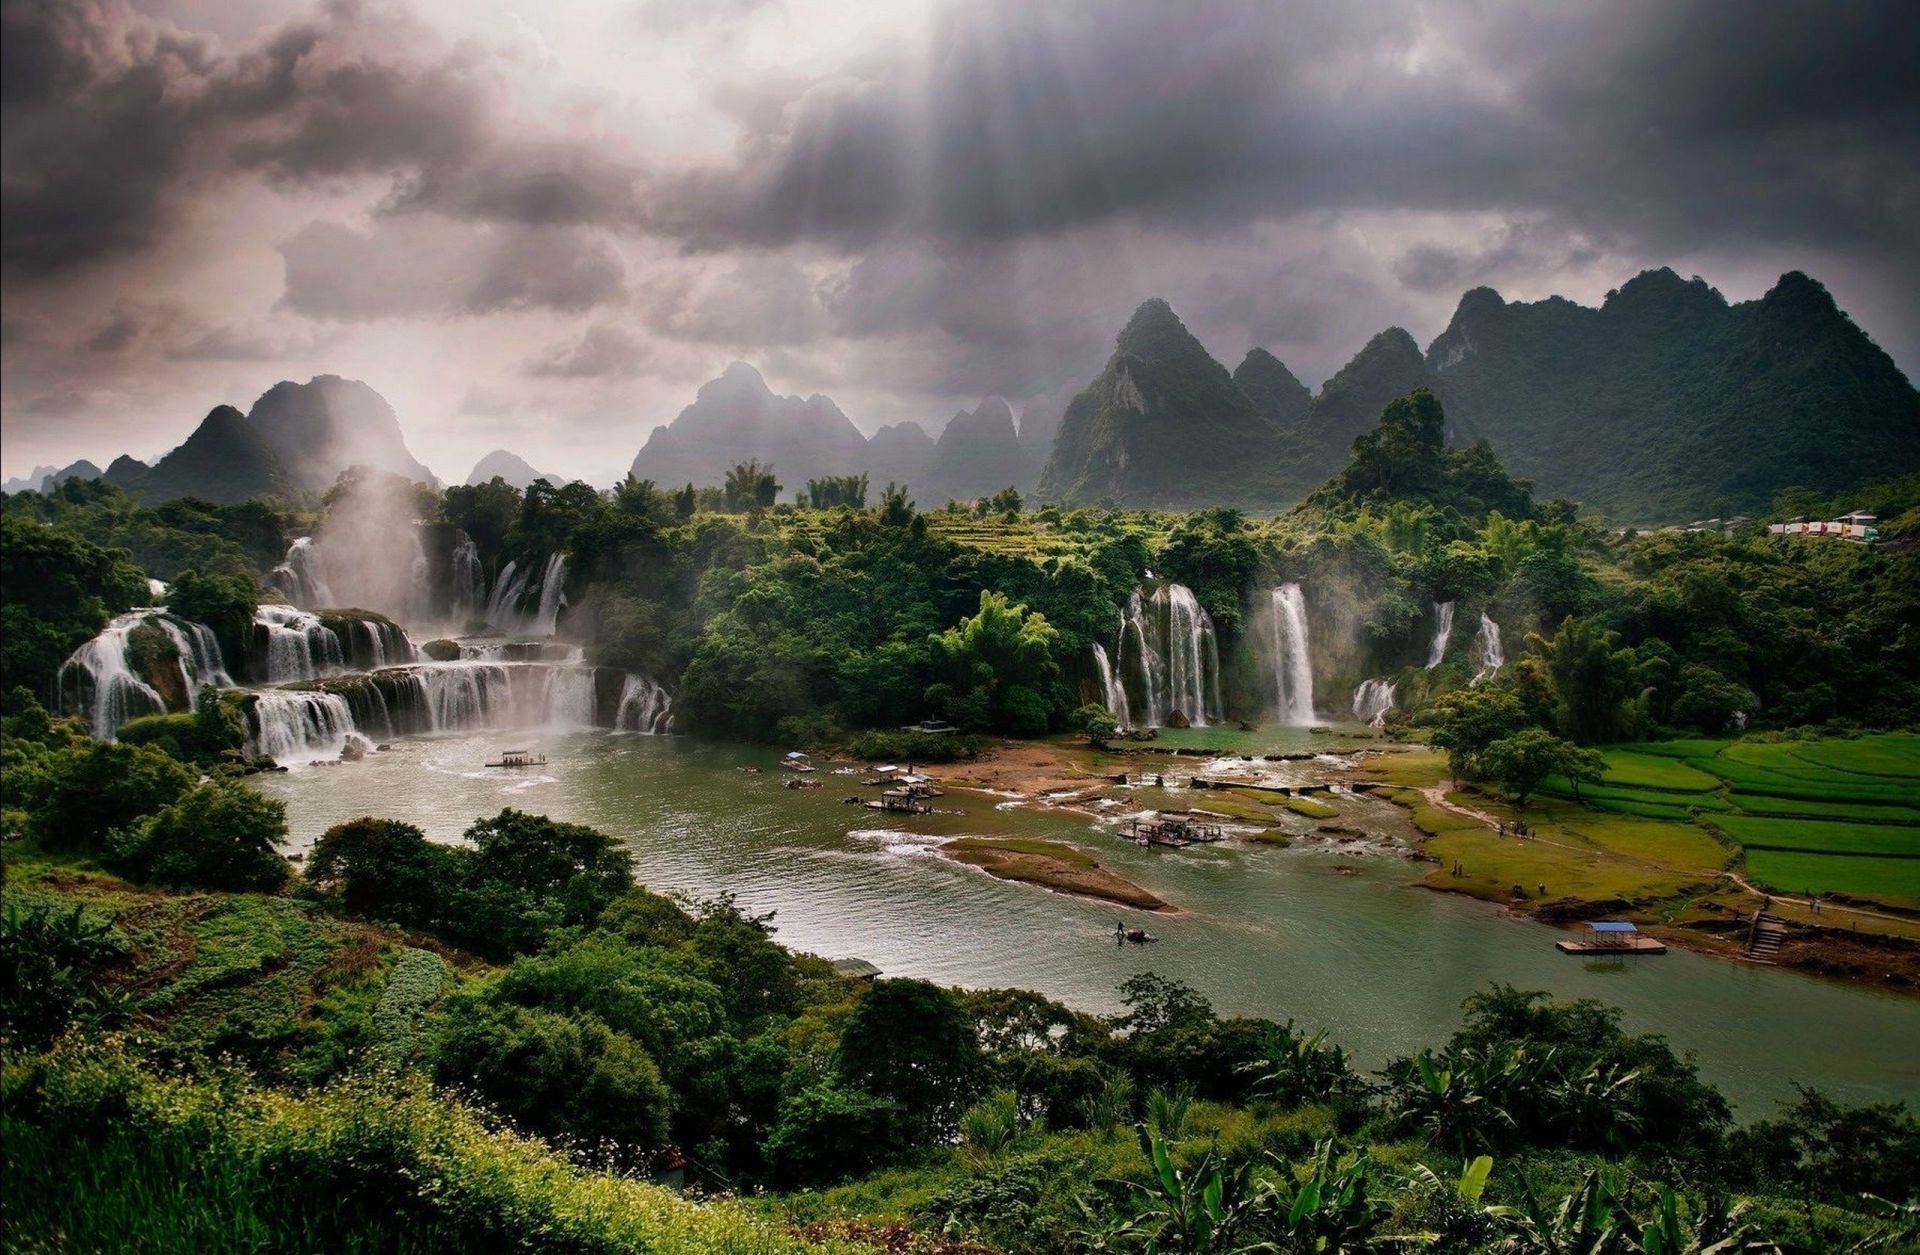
[1764,511,1879,542]
[1657,511,1879,543]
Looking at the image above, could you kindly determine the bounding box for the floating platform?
[1556,936,1667,955]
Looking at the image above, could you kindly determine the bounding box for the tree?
[724,461,780,511]
[1075,702,1119,746]
[430,994,671,1153]
[1479,729,1603,807]
[1428,687,1531,782]
[835,978,984,1144]
[455,810,634,957]
[1523,615,1655,744]
[306,817,456,927]
[27,740,195,853]
[929,590,1061,734]
[0,513,148,699]
[111,779,290,891]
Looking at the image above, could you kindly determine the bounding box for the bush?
[111,780,290,892]
[847,729,981,763]
[0,902,127,1049]
[27,740,196,853]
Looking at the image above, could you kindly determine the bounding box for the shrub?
[111,779,290,892]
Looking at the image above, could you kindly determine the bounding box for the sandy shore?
[921,740,1105,795]
[941,837,1170,912]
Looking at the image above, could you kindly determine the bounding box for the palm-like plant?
[1148,1085,1196,1142]
[1549,1060,1645,1153]
[1391,1045,1531,1154]
[1077,1128,1263,1254]
[1238,1021,1362,1109]
[1635,1184,1758,1255]
[1263,1137,1387,1254]
[1402,1154,1516,1249]
[1505,1167,1634,1254]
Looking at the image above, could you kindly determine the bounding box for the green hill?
[1427,269,1920,521]
[119,406,290,505]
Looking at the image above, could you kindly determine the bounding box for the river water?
[253,729,1920,1114]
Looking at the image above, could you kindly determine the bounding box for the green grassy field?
[1540,734,1920,905]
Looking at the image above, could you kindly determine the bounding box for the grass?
[1282,797,1339,819]
[1,1043,851,1254]
[1789,736,1920,779]
[1743,850,1920,902]
[1710,816,1920,858]
[1594,751,1724,793]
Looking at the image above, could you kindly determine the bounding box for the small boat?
[781,751,817,773]
[738,766,763,774]
[783,777,823,790]
[1115,923,1159,945]
[486,750,547,768]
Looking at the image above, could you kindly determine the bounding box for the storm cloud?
[2,0,1915,482]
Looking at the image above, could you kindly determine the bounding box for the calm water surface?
[253,730,1920,1114]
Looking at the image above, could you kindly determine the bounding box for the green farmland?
[1544,734,1920,907]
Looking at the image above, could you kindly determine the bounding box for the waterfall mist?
[269,474,434,624]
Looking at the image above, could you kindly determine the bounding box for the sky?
[3,0,1916,485]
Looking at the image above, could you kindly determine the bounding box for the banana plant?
[1506,1166,1634,1254]
[1075,1127,1264,1254]
[1635,1184,1757,1255]
[1262,1137,1387,1254]
[1401,1154,1517,1248]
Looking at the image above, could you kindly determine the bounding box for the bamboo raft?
[1119,814,1226,848]
[486,750,546,768]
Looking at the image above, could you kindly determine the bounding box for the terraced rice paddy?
[1544,734,1920,906]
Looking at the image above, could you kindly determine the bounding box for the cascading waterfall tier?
[1470,613,1505,685]
[245,691,360,763]
[1426,600,1456,669]
[1089,642,1132,730]
[58,610,232,736]
[485,553,569,636]
[1266,583,1316,726]
[1353,678,1396,728]
[251,605,346,683]
[1115,583,1221,727]
[614,674,674,734]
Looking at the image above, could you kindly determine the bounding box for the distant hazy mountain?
[247,375,435,490]
[1232,348,1312,427]
[1038,299,1289,509]
[467,449,561,489]
[47,460,105,488]
[103,455,150,487]
[1426,269,1920,519]
[630,362,870,493]
[863,422,935,493]
[919,399,1028,503]
[1016,389,1070,489]
[2,465,58,494]
[116,406,290,505]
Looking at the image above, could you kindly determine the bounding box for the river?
[252,728,1920,1115]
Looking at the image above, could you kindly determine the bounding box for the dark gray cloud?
[526,322,649,378]
[278,218,627,317]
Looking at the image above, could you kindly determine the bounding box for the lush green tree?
[835,979,985,1144]
[430,994,671,1153]
[762,1081,898,1187]
[1479,729,1604,807]
[456,809,635,957]
[110,779,290,891]
[928,590,1060,734]
[1428,687,1532,782]
[724,461,780,512]
[0,513,148,699]
[305,817,457,927]
[26,740,196,852]
[163,569,257,673]
[1522,615,1656,744]
[1074,702,1119,746]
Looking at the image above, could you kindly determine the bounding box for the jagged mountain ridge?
[248,375,436,490]
[629,362,871,494]
[113,406,291,506]
[917,398,1029,503]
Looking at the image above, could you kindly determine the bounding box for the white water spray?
[1116,583,1219,727]
[1353,678,1396,728]
[1470,613,1505,685]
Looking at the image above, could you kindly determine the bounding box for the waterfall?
[1116,583,1219,727]
[270,537,334,608]
[483,560,527,631]
[59,613,168,735]
[253,605,346,683]
[1268,583,1316,726]
[57,611,236,736]
[369,662,609,734]
[1470,613,1505,685]
[614,674,674,734]
[1353,679,1396,728]
[1426,600,1456,669]
[246,691,361,762]
[1090,642,1131,729]
[449,534,483,625]
[531,554,568,636]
